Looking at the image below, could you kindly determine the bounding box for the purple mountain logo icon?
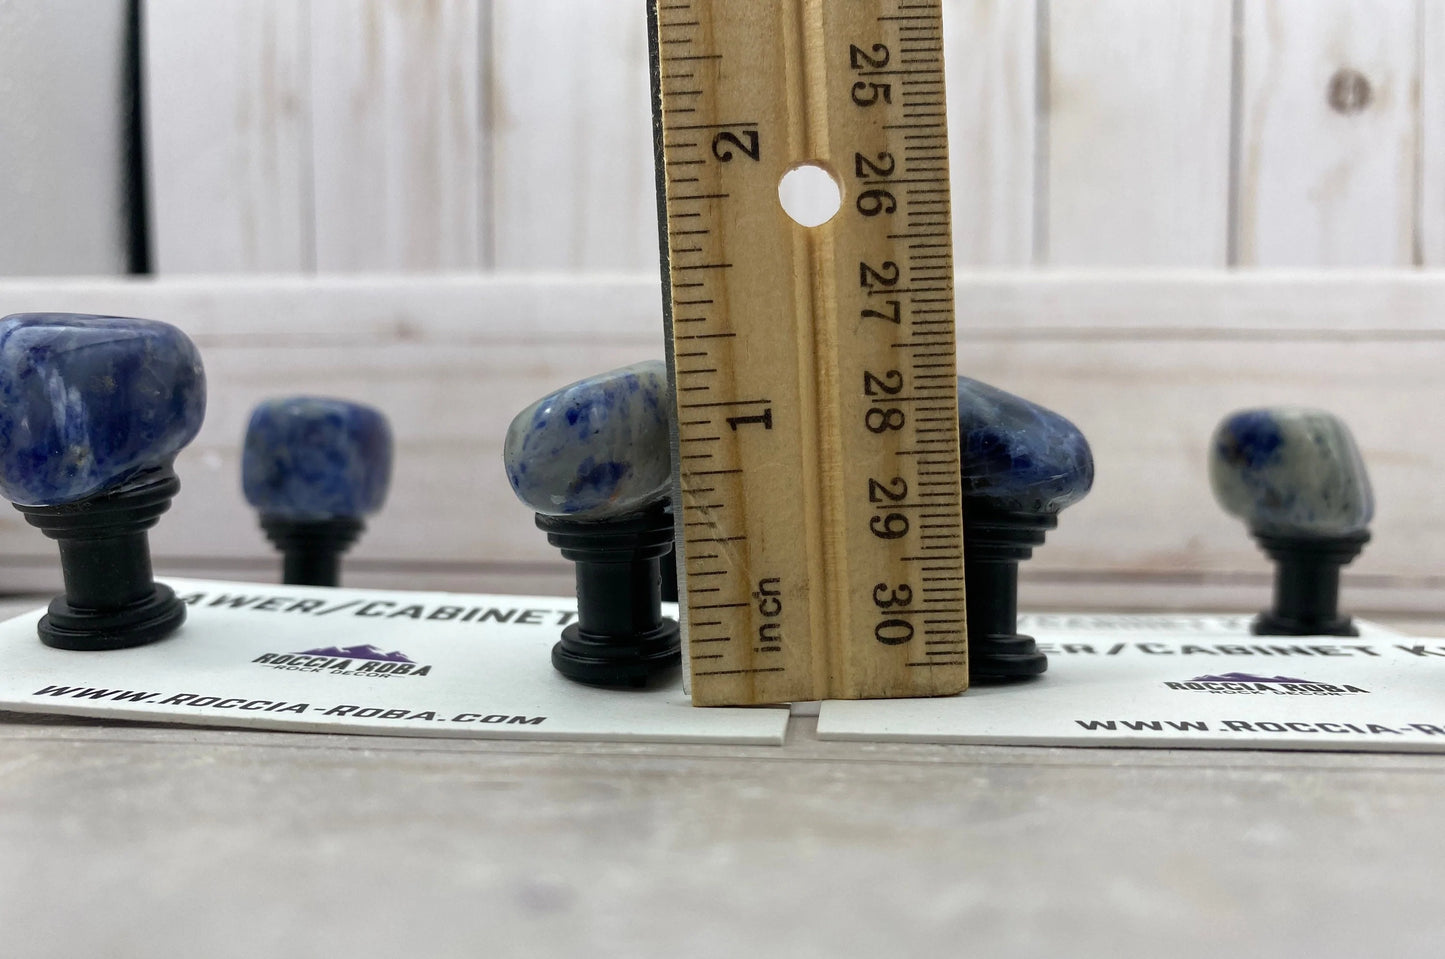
[1190,672,1314,684]
[299,644,414,663]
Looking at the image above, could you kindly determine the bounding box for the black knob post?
[963,506,1057,680]
[259,515,365,588]
[539,503,680,687]
[17,468,188,650]
[660,502,679,604]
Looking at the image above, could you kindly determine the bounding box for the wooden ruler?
[649,0,966,706]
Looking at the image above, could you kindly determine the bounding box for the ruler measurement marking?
[860,177,944,185]
[696,668,788,677]
[679,399,771,409]
[867,286,945,295]
[854,68,942,76]
[667,121,758,130]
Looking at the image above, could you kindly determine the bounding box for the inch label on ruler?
[649,0,966,706]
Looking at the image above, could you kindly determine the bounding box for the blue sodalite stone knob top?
[956,376,1094,513]
[242,397,393,520]
[504,360,671,520]
[1210,407,1373,537]
[0,313,206,507]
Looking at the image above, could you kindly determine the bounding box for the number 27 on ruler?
[649,0,968,706]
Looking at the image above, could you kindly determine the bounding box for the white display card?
[818,616,1445,752]
[0,578,788,745]
[1017,611,1406,638]
[791,615,1405,721]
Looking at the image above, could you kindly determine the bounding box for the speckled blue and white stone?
[504,361,671,520]
[242,397,393,520]
[1210,407,1373,537]
[0,313,206,507]
[957,376,1094,514]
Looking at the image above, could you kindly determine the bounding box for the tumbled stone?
[242,397,393,519]
[956,375,1094,513]
[504,361,671,520]
[1210,407,1372,536]
[0,313,206,506]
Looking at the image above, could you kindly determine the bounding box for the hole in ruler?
[777,162,842,228]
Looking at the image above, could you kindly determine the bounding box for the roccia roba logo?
[1165,672,1367,695]
[252,644,433,678]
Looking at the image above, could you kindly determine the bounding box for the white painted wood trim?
[1421,0,1444,266]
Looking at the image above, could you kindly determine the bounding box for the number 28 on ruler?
[650,0,967,706]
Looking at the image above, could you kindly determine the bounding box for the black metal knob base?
[537,504,682,689]
[39,583,186,651]
[964,505,1056,684]
[1252,610,1357,638]
[260,515,365,587]
[552,619,681,688]
[1250,528,1369,637]
[14,467,185,651]
[969,632,1049,682]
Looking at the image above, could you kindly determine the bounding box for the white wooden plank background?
[309,0,485,271]
[1043,0,1234,267]
[0,274,1441,620]
[0,0,130,276]
[489,0,659,272]
[106,1,1445,274]
[944,0,1036,267]
[143,0,312,273]
[1421,0,1444,266]
[1235,0,1419,267]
